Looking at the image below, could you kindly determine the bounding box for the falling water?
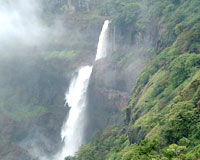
[95,20,110,61]
[56,20,109,160]
[55,66,92,160]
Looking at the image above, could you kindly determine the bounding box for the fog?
[0,0,68,56]
[0,0,66,159]
[0,0,45,45]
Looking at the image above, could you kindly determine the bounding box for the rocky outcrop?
[84,59,130,141]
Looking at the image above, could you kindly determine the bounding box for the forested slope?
[69,0,200,159]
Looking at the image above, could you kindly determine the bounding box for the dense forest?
[0,0,200,160]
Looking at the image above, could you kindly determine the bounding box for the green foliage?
[175,23,200,53]
[162,101,199,143]
[169,54,200,88]
[130,63,158,99]
[122,106,131,124]
[100,0,141,41]
[76,126,127,160]
[178,137,190,146]
[65,156,75,160]
[186,144,200,160]
[45,50,79,60]
[164,144,187,159]
[101,0,140,24]
[156,0,200,47]
[0,102,46,121]
[76,132,161,160]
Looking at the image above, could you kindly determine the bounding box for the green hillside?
[69,0,200,159]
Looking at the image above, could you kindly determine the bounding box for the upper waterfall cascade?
[95,20,110,61]
[56,20,110,159]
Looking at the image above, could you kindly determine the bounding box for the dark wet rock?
[84,59,130,141]
[0,144,34,160]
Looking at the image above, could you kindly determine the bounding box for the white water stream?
[57,66,93,160]
[95,20,110,61]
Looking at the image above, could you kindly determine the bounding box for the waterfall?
[57,66,93,159]
[95,20,110,61]
[55,20,109,160]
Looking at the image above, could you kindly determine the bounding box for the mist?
[0,0,68,56]
[0,0,45,45]
[0,1,67,159]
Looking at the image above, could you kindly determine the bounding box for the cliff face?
[85,59,130,141]
[83,16,159,141]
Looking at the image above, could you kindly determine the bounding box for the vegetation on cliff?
[69,0,200,159]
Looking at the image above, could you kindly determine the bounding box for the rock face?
[85,59,130,141]
[0,55,73,159]
[19,106,68,159]
[0,105,68,160]
[0,144,33,160]
[0,114,33,160]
